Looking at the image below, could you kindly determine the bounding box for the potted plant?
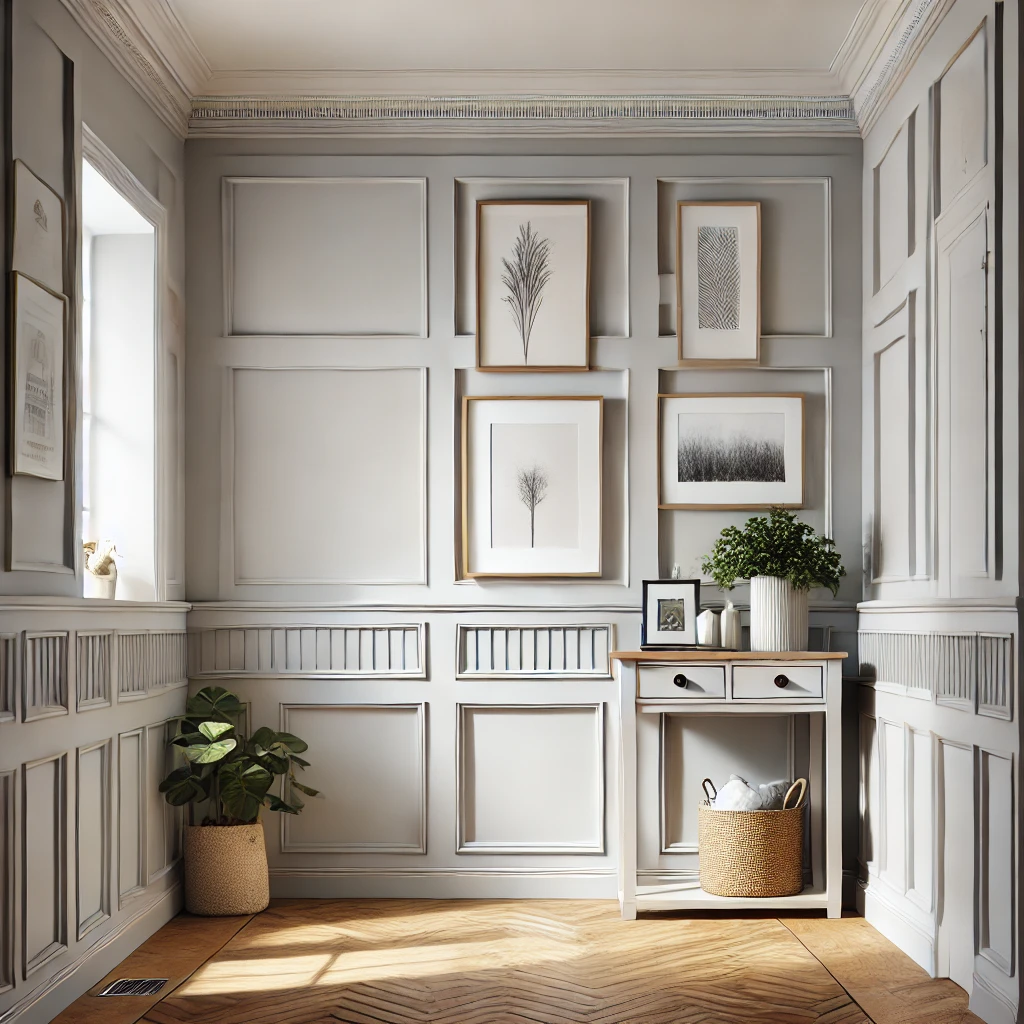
[701,509,846,652]
[159,685,319,916]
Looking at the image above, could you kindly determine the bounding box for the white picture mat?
[13,275,65,480]
[478,203,589,368]
[466,398,601,575]
[679,203,759,361]
[644,581,699,645]
[660,394,803,507]
[13,161,64,293]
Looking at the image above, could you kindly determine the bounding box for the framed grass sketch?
[641,579,700,647]
[476,200,591,372]
[11,272,67,480]
[12,160,65,293]
[658,393,804,509]
[677,200,760,366]
[461,396,602,577]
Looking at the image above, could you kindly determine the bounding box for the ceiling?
[167,0,869,78]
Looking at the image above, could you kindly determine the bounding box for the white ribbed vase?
[749,576,809,652]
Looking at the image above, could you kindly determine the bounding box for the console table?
[613,650,847,920]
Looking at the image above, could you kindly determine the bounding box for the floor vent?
[98,979,168,997]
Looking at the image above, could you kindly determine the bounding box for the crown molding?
[852,0,957,134]
[187,93,859,138]
[58,0,203,138]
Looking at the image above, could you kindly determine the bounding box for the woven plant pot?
[698,779,806,898]
[749,575,809,652]
[184,823,269,916]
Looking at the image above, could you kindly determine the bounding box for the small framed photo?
[11,272,67,480]
[461,395,602,577]
[642,579,701,647]
[12,160,65,293]
[476,200,591,372]
[676,200,760,366]
[659,392,804,510]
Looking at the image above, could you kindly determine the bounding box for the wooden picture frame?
[676,200,761,366]
[658,392,804,510]
[10,272,67,481]
[12,160,66,294]
[475,199,591,372]
[461,395,603,577]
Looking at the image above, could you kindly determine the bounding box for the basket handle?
[783,778,807,810]
[701,778,717,804]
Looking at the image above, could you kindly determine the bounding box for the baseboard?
[857,881,936,975]
[270,866,619,899]
[0,883,182,1024]
[969,972,1018,1024]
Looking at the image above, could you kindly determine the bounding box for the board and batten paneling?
[457,704,605,853]
[280,704,427,853]
[223,177,427,337]
[226,367,427,587]
[75,741,111,939]
[455,177,629,338]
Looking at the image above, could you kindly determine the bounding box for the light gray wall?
[184,134,863,902]
[0,3,188,1022]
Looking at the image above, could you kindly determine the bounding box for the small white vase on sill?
[749,576,809,652]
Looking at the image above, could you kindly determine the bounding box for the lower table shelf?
[634,883,827,913]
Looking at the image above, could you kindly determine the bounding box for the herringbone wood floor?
[56,901,983,1024]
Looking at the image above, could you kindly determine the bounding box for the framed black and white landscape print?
[476,200,591,372]
[461,396,602,577]
[12,160,65,293]
[11,272,66,480]
[642,579,700,647]
[658,393,804,509]
[676,200,760,366]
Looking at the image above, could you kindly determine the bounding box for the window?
[80,153,157,600]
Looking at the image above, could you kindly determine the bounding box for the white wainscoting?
[0,601,187,1024]
[857,602,1018,1024]
[456,624,612,679]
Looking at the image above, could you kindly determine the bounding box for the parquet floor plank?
[782,915,983,1024]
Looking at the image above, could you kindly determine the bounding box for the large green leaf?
[159,766,210,806]
[220,761,274,823]
[273,732,309,754]
[265,793,303,815]
[198,720,234,742]
[289,779,320,797]
[183,737,236,764]
[186,686,244,723]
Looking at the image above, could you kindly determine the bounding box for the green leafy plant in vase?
[159,685,319,916]
[701,509,846,652]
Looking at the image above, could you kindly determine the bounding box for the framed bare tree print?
[476,200,591,372]
[658,393,804,509]
[461,396,602,577]
[676,200,760,366]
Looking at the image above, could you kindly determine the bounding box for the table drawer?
[639,664,726,699]
[732,664,823,700]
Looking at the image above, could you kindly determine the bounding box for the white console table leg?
[618,662,637,920]
[825,660,843,918]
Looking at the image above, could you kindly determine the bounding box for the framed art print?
[676,200,760,366]
[12,160,65,293]
[11,272,67,480]
[476,200,591,372]
[641,579,700,647]
[461,395,602,577]
[658,393,804,509]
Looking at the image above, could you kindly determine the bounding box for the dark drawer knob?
[774,673,791,689]
[673,673,689,689]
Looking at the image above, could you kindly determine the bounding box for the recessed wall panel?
[879,720,905,890]
[658,177,830,336]
[231,368,426,585]
[225,177,427,336]
[281,705,426,852]
[0,771,12,993]
[118,730,145,899]
[875,119,913,289]
[22,753,66,976]
[979,748,1014,974]
[76,742,110,938]
[458,704,604,853]
[937,27,988,212]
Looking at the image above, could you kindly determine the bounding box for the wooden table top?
[611,650,849,662]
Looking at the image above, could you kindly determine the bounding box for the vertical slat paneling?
[23,633,68,721]
[0,636,17,722]
[76,631,112,710]
[457,625,613,678]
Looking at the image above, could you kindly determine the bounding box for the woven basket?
[184,823,270,916]
[698,778,806,898]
